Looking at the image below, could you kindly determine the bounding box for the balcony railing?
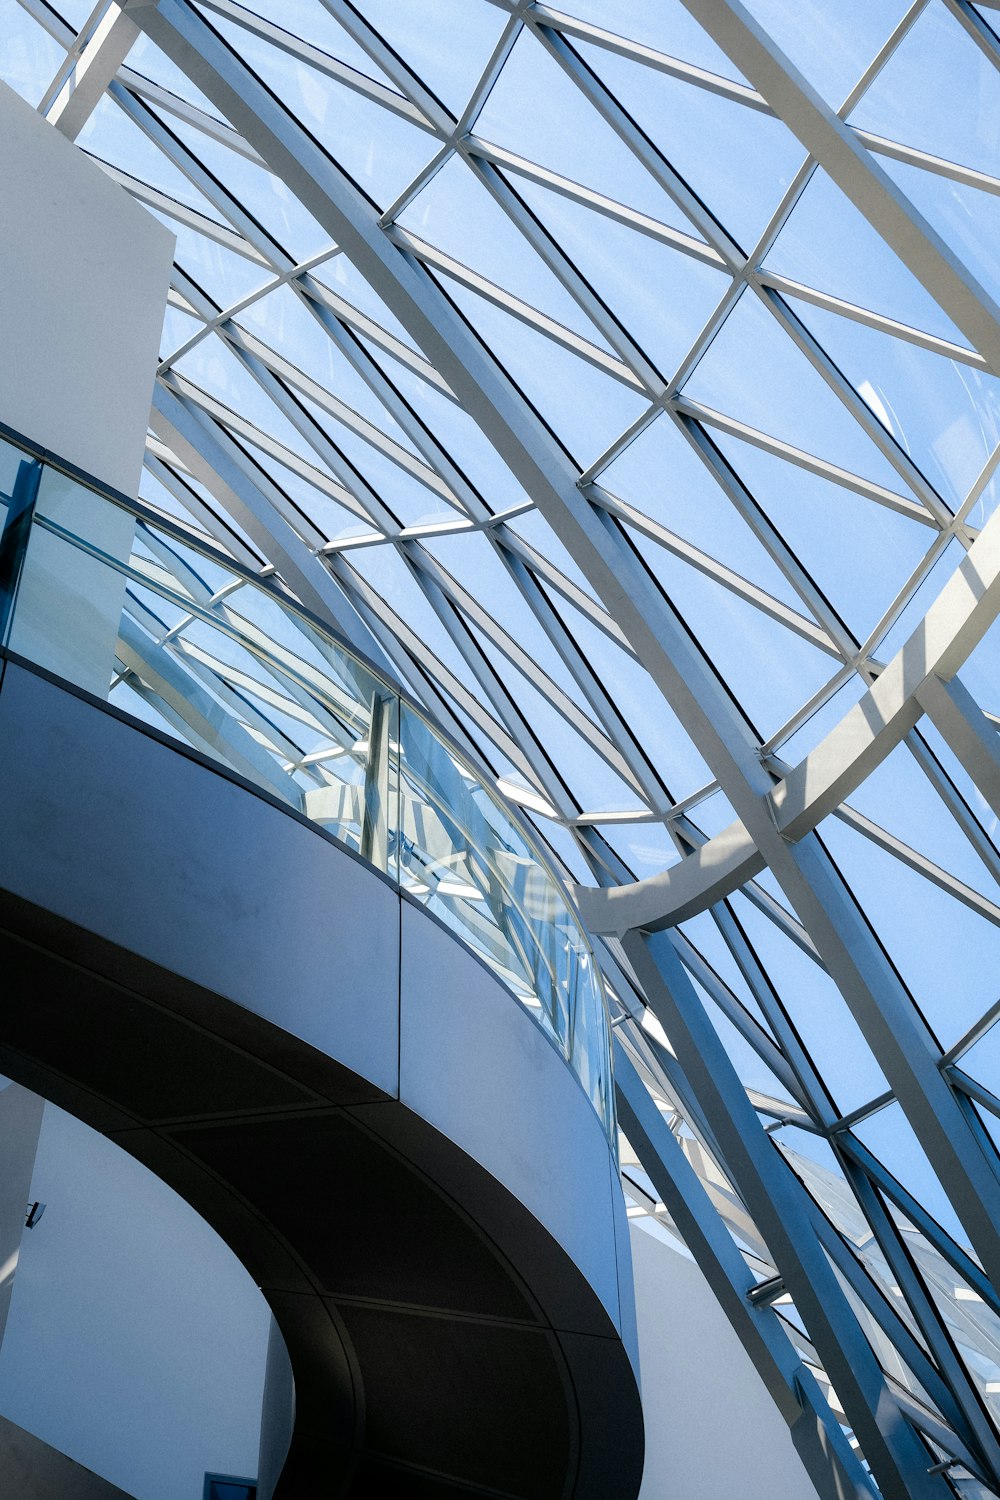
[0,428,614,1141]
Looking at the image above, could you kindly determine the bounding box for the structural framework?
[5,0,1000,1495]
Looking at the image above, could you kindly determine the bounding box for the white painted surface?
[0,1085,43,1351]
[399,902,624,1337]
[630,1222,815,1500]
[0,1106,269,1500]
[0,80,172,494]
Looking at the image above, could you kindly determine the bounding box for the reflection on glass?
[398,702,612,1132]
[0,439,613,1141]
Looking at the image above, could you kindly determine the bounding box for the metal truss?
[10,0,1000,1492]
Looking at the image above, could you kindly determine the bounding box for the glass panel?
[7,470,395,871]
[399,154,618,347]
[354,0,509,115]
[207,11,440,212]
[398,702,613,1135]
[789,300,1000,512]
[744,0,909,107]
[820,814,1000,1049]
[729,889,890,1114]
[877,154,1000,310]
[0,440,43,643]
[959,614,1000,721]
[514,176,730,380]
[1,458,614,1141]
[873,538,964,662]
[577,39,805,247]
[127,31,226,121]
[961,1020,1000,1100]
[849,3,1000,179]
[763,168,967,345]
[627,521,838,742]
[445,279,649,467]
[854,1104,974,1250]
[472,30,699,229]
[167,114,333,262]
[205,0,396,80]
[685,289,917,492]
[772,673,868,764]
[848,740,1000,901]
[552,0,751,82]
[597,821,683,882]
[600,411,805,611]
[79,96,229,227]
[0,0,69,108]
[711,430,932,646]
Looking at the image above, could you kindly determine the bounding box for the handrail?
[0,428,614,1142]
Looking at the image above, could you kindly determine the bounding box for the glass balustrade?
[0,433,614,1141]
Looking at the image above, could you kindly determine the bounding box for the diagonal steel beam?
[43,1,139,140]
[623,930,954,1500]
[122,0,770,800]
[120,8,1000,1484]
[674,0,1000,378]
[917,674,1000,822]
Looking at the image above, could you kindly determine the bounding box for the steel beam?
[917,674,1000,822]
[150,378,391,666]
[674,0,1000,378]
[116,5,1000,1487]
[44,2,139,140]
[623,929,953,1500]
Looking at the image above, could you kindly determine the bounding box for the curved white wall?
[0,1106,270,1500]
[0,656,635,1353]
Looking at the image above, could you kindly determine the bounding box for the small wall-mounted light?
[24,1202,45,1229]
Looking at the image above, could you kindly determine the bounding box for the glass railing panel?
[198,576,401,879]
[5,464,134,699]
[0,432,31,496]
[6,474,396,875]
[572,949,615,1135]
[399,701,614,1136]
[0,437,42,643]
[397,700,546,999]
[0,451,613,1139]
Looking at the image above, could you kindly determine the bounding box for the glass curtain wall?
[5,0,1000,1492]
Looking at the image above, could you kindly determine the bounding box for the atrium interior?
[2,1,1000,1498]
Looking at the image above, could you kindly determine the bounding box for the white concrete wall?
[0,1106,270,1500]
[0,80,173,494]
[0,77,268,1500]
[0,1085,43,1350]
[631,1221,816,1500]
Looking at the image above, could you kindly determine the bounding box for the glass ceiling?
[6,0,1000,1493]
